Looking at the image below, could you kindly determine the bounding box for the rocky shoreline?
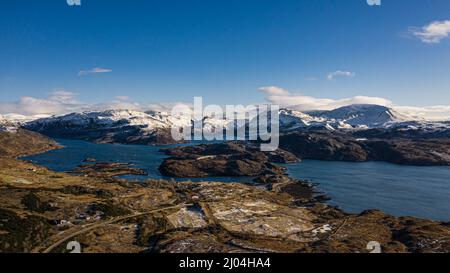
[1,130,450,253]
[159,142,298,177]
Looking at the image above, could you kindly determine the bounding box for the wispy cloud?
[78,67,112,76]
[410,20,450,44]
[327,70,355,81]
[258,86,290,96]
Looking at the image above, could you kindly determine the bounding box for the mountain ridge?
[15,104,450,145]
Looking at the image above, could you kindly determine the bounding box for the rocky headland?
[159,142,298,177]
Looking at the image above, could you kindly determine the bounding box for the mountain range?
[1,104,448,144]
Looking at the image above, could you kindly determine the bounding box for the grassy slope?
[0,129,61,158]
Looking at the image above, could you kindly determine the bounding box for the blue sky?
[1,0,450,118]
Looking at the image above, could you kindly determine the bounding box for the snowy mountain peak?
[279,109,328,129]
[307,104,410,128]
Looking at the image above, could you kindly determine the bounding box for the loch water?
[24,139,450,221]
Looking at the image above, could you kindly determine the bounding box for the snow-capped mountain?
[0,115,18,133]
[23,110,194,145]
[279,109,327,128]
[33,110,189,130]
[17,104,450,144]
[23,109,238,143]
[0,113,50,123]
[24,109,236,133]
[307,104,410,128]
[278,104,412,131]
[279,109,354,131]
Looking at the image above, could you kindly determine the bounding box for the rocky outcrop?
[159,142,298,177]
[364,139,450,166]
[279,131,450,166]
[161,142,299,163]
[353,125,450,139]
[280,131,369,162]
[71,162,148,178]
[159,156,286,177]
[300,209,450,253]
[253,174,318,204]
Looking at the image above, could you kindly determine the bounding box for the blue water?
[286,161,450,222]
[23,139,255,183]
[24,139,450,221]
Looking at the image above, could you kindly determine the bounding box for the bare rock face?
[159,142,298,177]
[166,206,208,229]
[205,199,316,241]
[156,232,247,253]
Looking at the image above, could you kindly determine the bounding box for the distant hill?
[0,129,61,158]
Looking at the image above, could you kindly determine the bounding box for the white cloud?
[0,91,191,118]
[263,93,391,112]
[258,86,290,96]
[144,102,194,113]
[1,87,449,121]
[78,67,112,76]
[410,20,450,44]
[327,70,355,81]
[115,96,130,101]
[393,105,450,121]
[0,90,85,116]
[259,85,450,120]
